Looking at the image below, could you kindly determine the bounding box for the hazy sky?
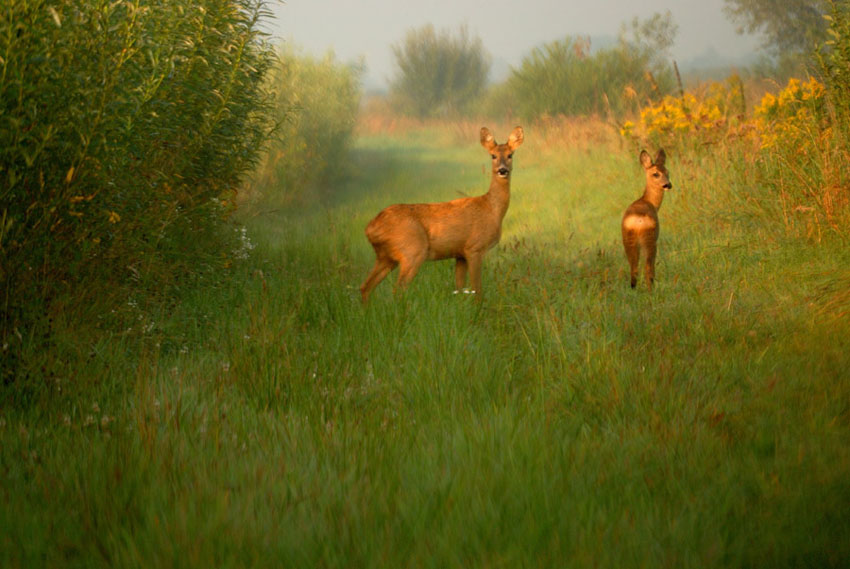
[269,0,763,89]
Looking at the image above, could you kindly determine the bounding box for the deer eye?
[653,172,661,178]
[491,154,497,159]
[507,153,513,159]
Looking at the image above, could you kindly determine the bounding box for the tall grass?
[2,5,849,565]
[623,78,849,239]
[2,119,848,567]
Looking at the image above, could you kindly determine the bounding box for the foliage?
[819,0,850,128]
[247,48,362,204]
[0,0,276,385]
[620,75,748,148]
[618,11,678,67]
[627,4,850,236]
[495,13,677,121]
[389,24,490,118]
[753,77,826,148]
[625,70,847,237]
[723,0,830,56]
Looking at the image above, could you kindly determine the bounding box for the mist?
[270,0,763,90]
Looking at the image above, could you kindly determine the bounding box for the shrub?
[0,0,276,384]
[625,69,847,238]
[247,48,362,204]
[620,75,749,150]
[494,13,677,121]
[753,77,827,148]
[389,24,490,118]
[819,1,850,134]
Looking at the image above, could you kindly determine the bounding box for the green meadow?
[2,125,849,567]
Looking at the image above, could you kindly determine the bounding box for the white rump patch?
[623,215,655,231]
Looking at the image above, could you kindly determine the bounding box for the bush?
[493,13,677,121]
[820,1,850,132]
[247,48,362,204]
[626,69,847,238]
[0,0,276,384]
[620,75,749,150]
[389,24,490,118]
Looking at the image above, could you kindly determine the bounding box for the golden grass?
[357,99,623,162]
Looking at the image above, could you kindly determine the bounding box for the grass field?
[2,123,849,567]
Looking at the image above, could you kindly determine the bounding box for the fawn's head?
[640,149,672,192]
[481,126,524,179]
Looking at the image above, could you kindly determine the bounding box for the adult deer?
[621,149,672,290]
[359,126,524,302]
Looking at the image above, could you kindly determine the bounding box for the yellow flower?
[108,211,121,223]
[778,78,802,106]
[756,92,777,115]
[801,77,825,101]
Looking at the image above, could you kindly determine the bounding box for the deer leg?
[644,239,657,290]
[466,253,484,298]
[454,257,468,292]
[396,249,427,293]
[360,258,395,303]
[623,231,640,289]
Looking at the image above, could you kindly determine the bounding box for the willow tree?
[390,24,490,118]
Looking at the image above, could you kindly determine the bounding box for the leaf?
[48,6,62,27]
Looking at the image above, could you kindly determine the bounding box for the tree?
[389,24,490,118]
[724,0,830,55]
[619,10,678,62]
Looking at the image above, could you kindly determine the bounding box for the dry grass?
[357,99,623,169]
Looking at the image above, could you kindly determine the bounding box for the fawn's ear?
[508,126,524,150]
[640,150,653,169]
[654,148,666,167]
[480,127,496,151]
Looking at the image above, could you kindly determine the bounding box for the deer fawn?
[359,126,524,302]
[621,149,672,290]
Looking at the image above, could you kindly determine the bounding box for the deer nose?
[663,181,672,189]
[497,166,509,177]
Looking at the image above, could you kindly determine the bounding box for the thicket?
[492,12,677,120]
[0,0,276,385]
[389,24,490,118]
[622,1,850,239]
[247,49,362,205]
[820,0,850,141]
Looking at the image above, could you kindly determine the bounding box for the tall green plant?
[0,0,276,384]
[820,1,850,124]
[389,24,490,118]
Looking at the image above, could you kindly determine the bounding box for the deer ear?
[508,126,524,150]
[655,148,666,167]
[639,150,653,169]
[480,127,496,150]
